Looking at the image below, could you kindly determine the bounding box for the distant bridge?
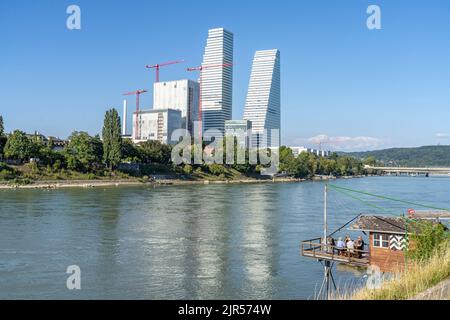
[365,166,450,176]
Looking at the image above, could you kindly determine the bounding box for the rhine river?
[1,176,449,299]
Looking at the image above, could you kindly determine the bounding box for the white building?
[201,28,234,135]
[290,146,331,158]
[225,120,252,149]
[153,79,199,134]
[133,109,182,145]
[243,49,281,148]
[290,147,309,158]
[314,149,331,157]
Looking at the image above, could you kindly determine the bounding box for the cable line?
[329,185,393,213]
[328,184,450,212]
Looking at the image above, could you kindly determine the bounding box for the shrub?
[338,247,450,300]
[8,178,32,186]
[53,160,62,171]
[86,173,97,180]
[183,164,193,175]
[406,220,449,262]
[208,164,226,176]
[30,162,39,175]
[0,163,18,180]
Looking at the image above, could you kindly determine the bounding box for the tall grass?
[337,245,449,300]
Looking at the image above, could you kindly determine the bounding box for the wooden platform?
[301,239,370,267]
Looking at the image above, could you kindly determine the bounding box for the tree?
[296,152,313,178]
[278,148,310,178]
[183,164,193,175]
[139,140,172,165]
[3,130,35,161]
[0,116,6,158]
[102,109,122,169]
[363,156,377,167]
[406,220,449,262]
[38,145,64,166]
[0,116,4,136]
[208,163,227,176]
[121,139,141,162]
[64,132,103,172]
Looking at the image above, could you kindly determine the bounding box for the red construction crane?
[145,60,185,83]
[186,63,232,139]
[123,89,148,140]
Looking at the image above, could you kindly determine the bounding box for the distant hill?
[344,145,450,167]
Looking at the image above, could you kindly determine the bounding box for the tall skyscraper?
[243,49,281,148]
[153,79,199,134]
[201,28,234,135]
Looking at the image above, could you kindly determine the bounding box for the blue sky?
[0,0,449,151]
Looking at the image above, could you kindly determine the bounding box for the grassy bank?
[340,247,450,300]
[1,162,311,189]
[0,162,261,184]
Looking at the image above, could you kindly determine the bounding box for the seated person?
[346,238,355,256]
[354,236,365,258]
[326,237,335,253]
[336,237,345,255]
[344,235,351,244]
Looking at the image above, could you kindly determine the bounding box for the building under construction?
[132,109,182,145]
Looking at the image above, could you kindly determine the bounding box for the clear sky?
[1,0,449,151]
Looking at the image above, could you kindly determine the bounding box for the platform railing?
[301,238,369,264]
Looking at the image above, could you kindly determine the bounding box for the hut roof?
[349,215,446,235]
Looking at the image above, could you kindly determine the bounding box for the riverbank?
[0,176,314,189]
[0,171,372,190]
[338,247,450,300]
[410,277,450,300]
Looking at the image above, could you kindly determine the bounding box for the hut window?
[373,233,389,248]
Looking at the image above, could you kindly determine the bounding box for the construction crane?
[123,89,148,140]
[145,60,185,83]
[186,63,232,139]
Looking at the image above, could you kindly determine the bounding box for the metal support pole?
[323,184,328,246]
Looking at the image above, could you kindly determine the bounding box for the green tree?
[121,139,141,162]
[183,164,193,175]
[64,132,103,172]
[296,152,313,178]
[406,220,449,262]
[3,130,35,162]
[102,109,123,169]
[0,116,4,136]
[0,116,6,158]
[363,156,377,167]
[317,157,336,175]
[139,140,172,165]
[277,146,364,178]
[208,163,227,176]
[38,145,64,166]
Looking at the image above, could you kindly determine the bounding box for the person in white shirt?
[336,237,345,255]
[346,238,355,256]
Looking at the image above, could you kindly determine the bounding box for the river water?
[1,176,449,299]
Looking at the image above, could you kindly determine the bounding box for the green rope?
[328,184,450,271]
[328,184,450,212]
[327,186,396,237]
[329,185,394,214]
